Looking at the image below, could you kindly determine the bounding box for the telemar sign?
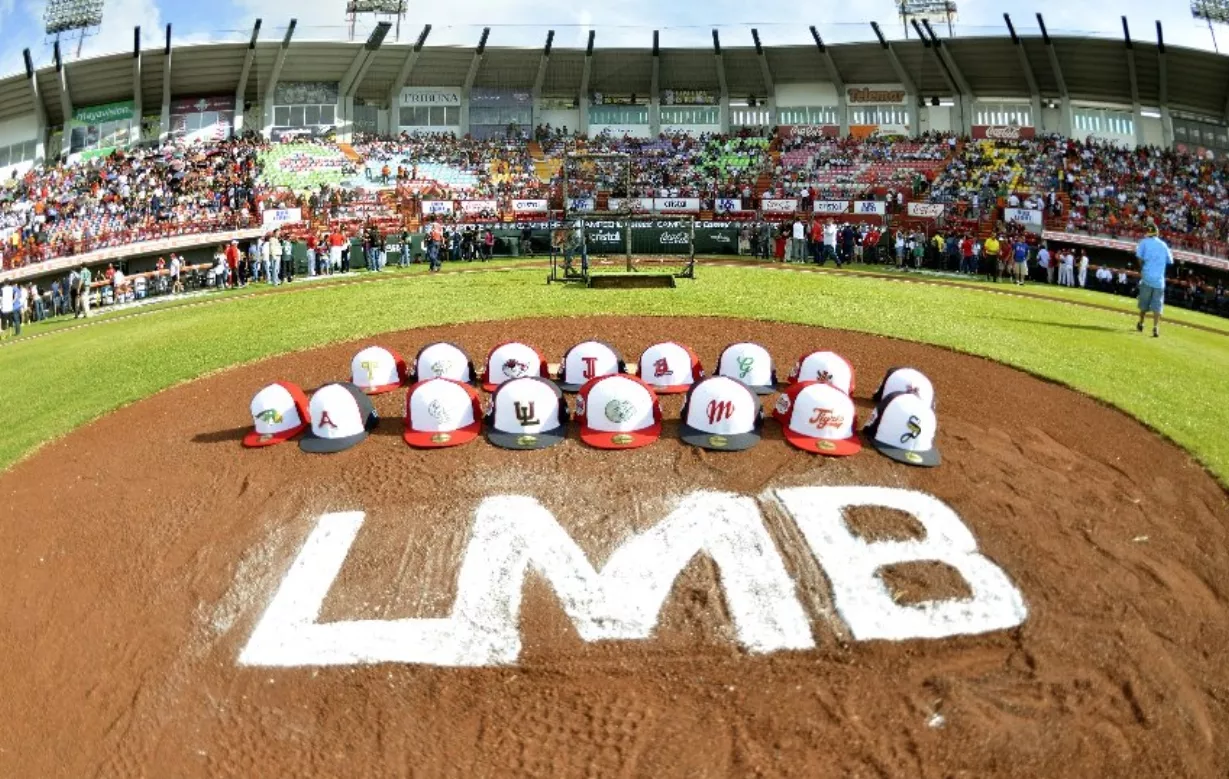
[239,486,1028,667]
[846,85,908,105]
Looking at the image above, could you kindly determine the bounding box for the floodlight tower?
[44,0,105,58]
[1191,0,1229,52]
[346,0,407,42]
[899,0,958,38]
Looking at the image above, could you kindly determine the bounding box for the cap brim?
[679,423,760,451]
[557,381,585,393]
[243,423,307,448]
[403,420,481,448]
[870,439,940,467]
[299,430,370,453]
[579,421,661,450]
[486,424,567,450]
[644,382,693,395]
[747,384,776,396]
[359,381,402,395]
[481,381,501,392]
[782,427,862,456]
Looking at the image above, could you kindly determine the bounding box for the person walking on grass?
[1134,224,1174,338]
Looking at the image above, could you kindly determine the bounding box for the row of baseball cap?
[243,340,940,465]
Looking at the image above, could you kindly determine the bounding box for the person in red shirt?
[224,240,240,289]
[305,233,319,277]
[809,218,823,264]
[960,236,975,275]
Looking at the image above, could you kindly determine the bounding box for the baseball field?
[2,260,1228,777]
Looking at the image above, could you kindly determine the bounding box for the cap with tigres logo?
[349,345,408,395]
[786,350,855,395]
[243,381,310,448]
[637,341,703,394]
[678,375,762,451]
[480,341,550,392]
[574,374,662,450]
[412,342,476,386]
[773,381,861,456]
[715,342,777,395]
[484,376,569,450]
[870,366,935,409]
[300,382,379,454]
[862,391,940,467]
[557,340,625,392]
[403,378,483,448]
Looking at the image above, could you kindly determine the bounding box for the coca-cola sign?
[971,125,1036,141]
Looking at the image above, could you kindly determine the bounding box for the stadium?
[1,3,1229,776]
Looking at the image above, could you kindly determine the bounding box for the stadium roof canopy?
[1,34,1227,126]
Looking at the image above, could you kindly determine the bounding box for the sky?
[1,0,1226,77]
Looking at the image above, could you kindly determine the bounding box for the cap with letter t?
[637,341,703,394]
[871,366,935,409]
[575,374,662,450]
[403,378,483,448]
[485,376,569,450]
[350,345,408,395]
[481,341,550,392]
[773,381,861,456]
[679,375,763,451]
[244,381,310,448]
[413,342,476,385]
[300,382,380,454]
[715,342,777,395]
[862,391,940,467]
[557,340,625,392]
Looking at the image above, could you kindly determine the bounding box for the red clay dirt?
[1,316,1227,778]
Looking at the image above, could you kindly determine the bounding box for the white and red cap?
[679,375,763,451]
[637,341,703,394]
[787,350,855,395]
[575,374,662,450]
[403,378,483,448]
[413,342,476,385]
[480,341,549,392]
[244,381,310,448]
[484,376,569,450]
[862,391,940,467]
[300,382,379,454]
[772,381,861,456]
[871,367,935,409]
[558,340,625,392]
[350,345,408,395]
[716,342,777,395]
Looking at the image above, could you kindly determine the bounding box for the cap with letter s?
[575,374,662,450]
[485,376,569,450]
[862,391,940,467]
[403,377,483,448]
[679,375,763,451]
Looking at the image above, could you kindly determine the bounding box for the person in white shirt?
[1077,251,1089,288]
[823,221,838,263]
[1037,246,1052,284]
[791,219,805,263]
[1,281,12,335]
[170,253,183,294]
[263,236,279,285]
[112,268,127,303]
[1060,250,1075,286]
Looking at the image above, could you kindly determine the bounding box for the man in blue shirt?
[1134,225,1174,338]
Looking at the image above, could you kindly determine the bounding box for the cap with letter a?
[403,378,483,448]
[716,342,777,395]
[870,366,935,409]
[862,391,940,467]
[350,345,408,395]
[772,381,861,456]
[558,340,625,392]
[412,342,476,385]
[575,374,662,450]
[244,381,310,448]
[637,341,703,394]
[300,382,379,454]
[485,376,569,450]
[786,350,855,395]
[481,341,550,392]
[679,375,763,451]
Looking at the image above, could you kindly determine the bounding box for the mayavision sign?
[239,486,1028,667]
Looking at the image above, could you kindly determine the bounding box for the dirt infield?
[1,316,1227,778]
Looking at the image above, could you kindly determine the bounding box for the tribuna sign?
[239,486,1028,668]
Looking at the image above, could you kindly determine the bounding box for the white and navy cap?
[481,341,549,392]
[403,378,483,448]
[862,391,940,467]
[637,341,703,394]
[413,342,476,385]
[300,382,379,454]
[350,345,408,395]
[558,340,625,392]
[716,342,777,395]
[575,374,662,450]
[772,380,861,456]
[679,375,763,451]
[485,376,569,450]
[871,366,935,409]
[787,350,855,395]
[244,381,311,448]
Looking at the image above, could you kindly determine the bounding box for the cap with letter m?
[716,342,777,395]
[637,341,703,394]
[403,378,483,448]
[558,340,625,392]
[679,375,763,451]
[481,341,550,392]
[350,345,408,395]
[485,376,569,450]
[575,374,662,450]
[244,381,310,448]
[300,382,379,454]
[870,366,935,409]
[773,381,861,456]
[412,342,476,385]
[787,350,855,395]
[862,391,940,467]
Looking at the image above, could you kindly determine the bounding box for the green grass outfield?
[3,263,1228,486]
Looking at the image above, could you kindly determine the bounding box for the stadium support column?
[1004,14,1042,134]
[160,25,172,142]
[1121,17,1145,148]
[1156,22,1173,149]
[714,30,729,134]
[387,25,431,137]
[532,30,554,127]
[871,23,919,137]
[1037,14,1072,138]
[340,22,391,143]
[650,31,661,137]
[262,20,298,139]
[234,20,261,136]
[462,28,489,137]
[132,27,142,134]
[811,27,846,137]
[921,20,973,136]
[53,42,72,161]
[22,50,48,162]
[579,32,594,136]
[752,30,775,129]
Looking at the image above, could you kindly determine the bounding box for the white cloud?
[79,0,162,59]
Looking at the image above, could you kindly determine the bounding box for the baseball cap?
[772,381,861,456]
[786,350,855,395]
[637,341,704,394]
[480,341,549,392]
[862,391,940,467]
[870,367,935,408]
[557,340,625,392]
[679,376,763,451]
[300,382,379,454]
[575,374,662,450]
[412,342,476,385]
[350,346,408,395]
[716,342,777,395]
[485,376,569,450]
[403,378,483,448]
[243,381,310,448]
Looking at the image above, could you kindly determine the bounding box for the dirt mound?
[1,316,1227,778]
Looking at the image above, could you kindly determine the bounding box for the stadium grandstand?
[1,16,1228,321]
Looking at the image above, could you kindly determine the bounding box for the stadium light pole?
[1191,0,1229,52]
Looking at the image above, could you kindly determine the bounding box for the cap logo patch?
[258,433,274,443]
[789,361,800,379]
[429,360,451,377]
[905,383,919,396]
[427,399,452,425]
[774,395,791,415]
[817,369,834,384]
[708,435,729,448]
[516,435,538,446]
[611,434,634,446]
[430,433,452,444]
[502,359,529,379]
[256,408,284,424]
[581,356,598,379]
[605,399,636,423]
[574,396,586,416]
[706,399,735,426]
[360,360,380,383]
[318,410,338,429]
[817,440,836,452]
[514,401,540,427]
[900,415,922,445]
[808,408,845,430]
[905,451,924,464]
[736,356,755,379]
[653,358,673,378]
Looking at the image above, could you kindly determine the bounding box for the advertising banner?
[971,125,1036,141]
[608,197,653,212]
[269,126,333,143]
[71,101,135,125]
[469,88,532,105]
[399,87,463,106]
[907,202,945,218]
[778,125,840,139]
[714,198,743,214]
[262,208,303,229]
[567,197,596,212]
[762,199,800,213]
[460,200,499,214]
[578,221,740,256]
[846,85,908,105]
[274,82,339,105]
[512,199,549,213]
[422,200,456,215]
[813,201,850,214]
[1003,208,1042,225]
[853,200,887,216]
[660,89,718,106]
[653,198,701,213]
[170,96,236,114]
